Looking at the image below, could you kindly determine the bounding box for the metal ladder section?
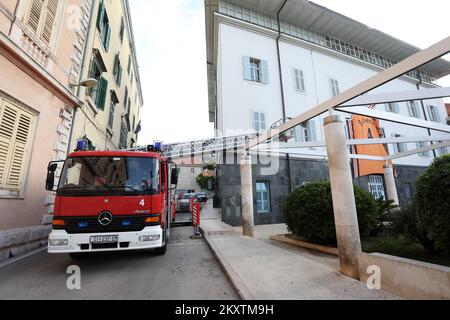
[129,133,259,159]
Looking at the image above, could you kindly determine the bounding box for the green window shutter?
[96,77,108,111]
[120,17,125,42]
[96,1,104,31]
[104,24,111,50]
[113,54,118,75]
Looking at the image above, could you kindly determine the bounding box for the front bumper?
[48,226,163,253]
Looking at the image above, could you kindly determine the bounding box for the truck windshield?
[58,157,159,196]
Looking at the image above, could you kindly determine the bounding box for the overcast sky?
[129,0,450,146]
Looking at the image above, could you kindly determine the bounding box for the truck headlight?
[139,235,160,242]
[49,239,69,246]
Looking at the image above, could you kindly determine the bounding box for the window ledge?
[86,97,99,116]
[0,189,24,199]
[245,79,266,86]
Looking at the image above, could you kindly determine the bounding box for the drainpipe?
[416,70,437,158]
[275,0,292,193]
[67,0,97,153]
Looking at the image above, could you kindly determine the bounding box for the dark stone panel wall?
[217,156,428,226]
[394,165,427,206]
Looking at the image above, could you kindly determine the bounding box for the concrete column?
[240,155,255,237]
[383,164,399,206]
[323,115,362,279]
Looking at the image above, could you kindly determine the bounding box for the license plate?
[90,235,119,244]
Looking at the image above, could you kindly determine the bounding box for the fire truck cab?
[45,147,179,258]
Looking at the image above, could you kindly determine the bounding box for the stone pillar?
[323,115,362,279]
[384,164,399,206]
[240,155,255,237]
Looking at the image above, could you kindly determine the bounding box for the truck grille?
[63,216,148,234]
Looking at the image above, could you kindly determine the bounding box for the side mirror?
[45,162,59,191]
[171,167,180,186]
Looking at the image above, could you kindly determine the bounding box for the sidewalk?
[200,207,398,300]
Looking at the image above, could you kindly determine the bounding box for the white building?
[204,0,450,226]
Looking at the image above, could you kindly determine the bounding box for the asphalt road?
[0,227,238,300]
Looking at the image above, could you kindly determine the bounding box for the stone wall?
[0,226,51,262]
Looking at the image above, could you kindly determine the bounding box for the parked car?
[195,192,208,203]
[179,193,196,212]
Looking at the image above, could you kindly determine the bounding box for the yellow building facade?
[68,0,143,152]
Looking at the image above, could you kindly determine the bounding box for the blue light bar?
[78,222,88,228]
[122,220,131,226]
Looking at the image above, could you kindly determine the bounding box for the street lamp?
[69,78,98,89]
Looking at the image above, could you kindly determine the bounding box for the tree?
[415,154,450,253]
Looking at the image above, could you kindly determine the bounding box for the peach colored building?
[0,0,94,261]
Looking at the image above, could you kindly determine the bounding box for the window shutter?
[113,54,119,75]
[40,0,58,45]
[97,1,105,31]
[96,77,108,110]
[26,0,44,33]
[105,24,111,51]
[309,120,317,142]
[243,56,251,80]
[261,60,269,84]
[0,101,34,190]
[299,70,305,91]
[425,105,432,121]
[120,18,125,42]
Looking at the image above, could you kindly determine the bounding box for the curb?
[200,227,255,300]
[271,234,339,256]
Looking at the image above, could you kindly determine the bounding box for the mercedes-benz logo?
[98,211,113,226]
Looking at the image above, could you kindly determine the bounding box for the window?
[408,101,421,118]
[108,92,119,130]
[96,0,111,50]
[243,56,269,83]
[293,69,305,92]
[127,55,132,75]
[25,0,59,46]
[295,120,317,142]
[119,17,125,43]
[124,86,128,105]
[392,134,407,154]
[113,54,122,86]
[119,122,128,149]
[329,78,340,97]
[88,53,108,110]
[427,105,441,122]
[436,145,448,157]
[256,181,270,213]
[191,168,195,173]
[385,103,399,113]
[368,176,385,200]
[416,142,430,157]
[252,112,266,132]
[0,99,35,192]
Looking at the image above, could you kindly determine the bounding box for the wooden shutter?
[261,60,269,84]
[40,0,58,45]
[243,56,251,80]
[96,77,108,111]
[97,0,105,31]
[105,24,111,51]
[26,0,44,33]
[0,100,34,190]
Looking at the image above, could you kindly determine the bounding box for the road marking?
[168,242,205,246]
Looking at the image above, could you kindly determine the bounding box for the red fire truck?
[45,145,179,258]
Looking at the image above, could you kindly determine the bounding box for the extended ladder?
[127,133,259,159]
